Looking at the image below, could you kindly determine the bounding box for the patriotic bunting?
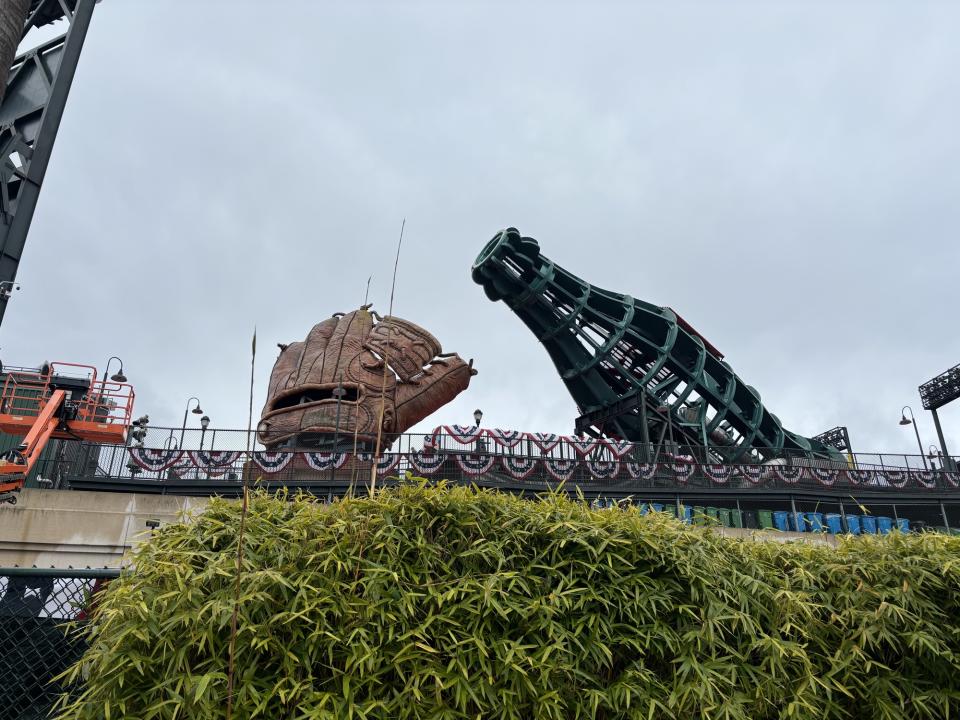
[845,469,875,486]
[443,424,486,444]
[250,451,294,474]
[488,428,524,448]
[702,464,734,483]
[672,462,695,484]
[880,470,908,489]
[810,467,837,486]
[773,465,804,484]
[587,459,619,479]
[544,458,578,481]
[303,452,347,471]
[605,439,634,458]
[455,454,496,476]
[408,450,446,476]
[626,462,657,480]
[188,450,242,468]
[358,453,402,476]
[914,471,936,489]
[501,456,538,480]
[569,437,599,456]
[128,448,183,472]
[738,464,765,484]
[127,444,950,494]
[530,432,562,453]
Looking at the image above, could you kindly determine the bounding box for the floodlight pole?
[930,408,953,472]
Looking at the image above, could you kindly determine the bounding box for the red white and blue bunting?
[488,428,524,449]
[544,458,578,481]
[501,455,538,480]
[879,470,908,489]
[587,459,619,479]
[738,464,766,484]
[845,469,875,486]
[672,462,695,484]
[455,454,497,476]
[569,437,600,457]
[188,450,242,469]
[126,446,954,492]
[605,439,634,458]
[358,453,402,476]
[914,471,936,489]
[530,432,562,453]
[129,448,184,472]
[773,466,804,484]
[250,451,294,474]
[303,453,347,472]
[408,450,446,476]
[809,467,837,487]
[702,464,734,483]
[626,462,657,480]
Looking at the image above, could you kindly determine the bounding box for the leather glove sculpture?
[258,306,476,449]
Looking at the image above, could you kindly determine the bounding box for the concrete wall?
[0,489,208,568]
[0,490,835,569]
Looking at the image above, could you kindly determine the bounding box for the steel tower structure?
[472,228,843,463]
[0,0,98,325]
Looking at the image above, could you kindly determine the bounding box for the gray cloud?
[3,0,958,456]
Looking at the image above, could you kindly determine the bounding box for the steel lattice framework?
[0,0,97,325]
[472,228,843,463]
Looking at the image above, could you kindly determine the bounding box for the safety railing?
[0,567,119,720]
[0,362,135,431]
[60,426,960,495]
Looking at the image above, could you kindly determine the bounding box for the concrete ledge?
[0,489,208,568]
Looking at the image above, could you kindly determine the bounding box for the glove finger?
[394,354,475,431]
[365,316,441,383]
[267,341,304,397]
[302,308,374,385]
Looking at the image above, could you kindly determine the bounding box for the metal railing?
[0,567,119,720]
[50,426,960,496]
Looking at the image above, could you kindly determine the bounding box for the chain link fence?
[0,568,119,720]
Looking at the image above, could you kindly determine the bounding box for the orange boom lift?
[0,362,134,505]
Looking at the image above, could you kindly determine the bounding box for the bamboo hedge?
[56,481,960,719]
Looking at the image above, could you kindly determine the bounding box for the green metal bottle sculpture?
[472,228,842,463]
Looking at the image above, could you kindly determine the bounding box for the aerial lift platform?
[0,362,134,504]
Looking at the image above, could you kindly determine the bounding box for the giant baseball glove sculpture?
[258,306,475,450]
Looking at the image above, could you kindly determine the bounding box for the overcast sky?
[4,1,958,457]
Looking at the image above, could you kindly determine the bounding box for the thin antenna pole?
[226,326,256,720]
[369,219,404,495]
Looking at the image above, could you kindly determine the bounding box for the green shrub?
[57,481,960,719]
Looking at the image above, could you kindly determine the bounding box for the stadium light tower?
[919,363,960,472]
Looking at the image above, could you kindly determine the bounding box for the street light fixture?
[180,397,203,447]
[899,406,929,469]
[104,356,127,383]
[473,408,483,427]
[199,415,211,451]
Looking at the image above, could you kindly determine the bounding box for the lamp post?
[180,397,203,447]
[473,409,486,454]
[928,445,943,471]
[103,356,127,383]
[97,356,126,417]
[899,406,928,470]
[199,414,210,450]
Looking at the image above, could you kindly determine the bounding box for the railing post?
[941,501,950,531]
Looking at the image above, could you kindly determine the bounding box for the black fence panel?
[0,569,119,720]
